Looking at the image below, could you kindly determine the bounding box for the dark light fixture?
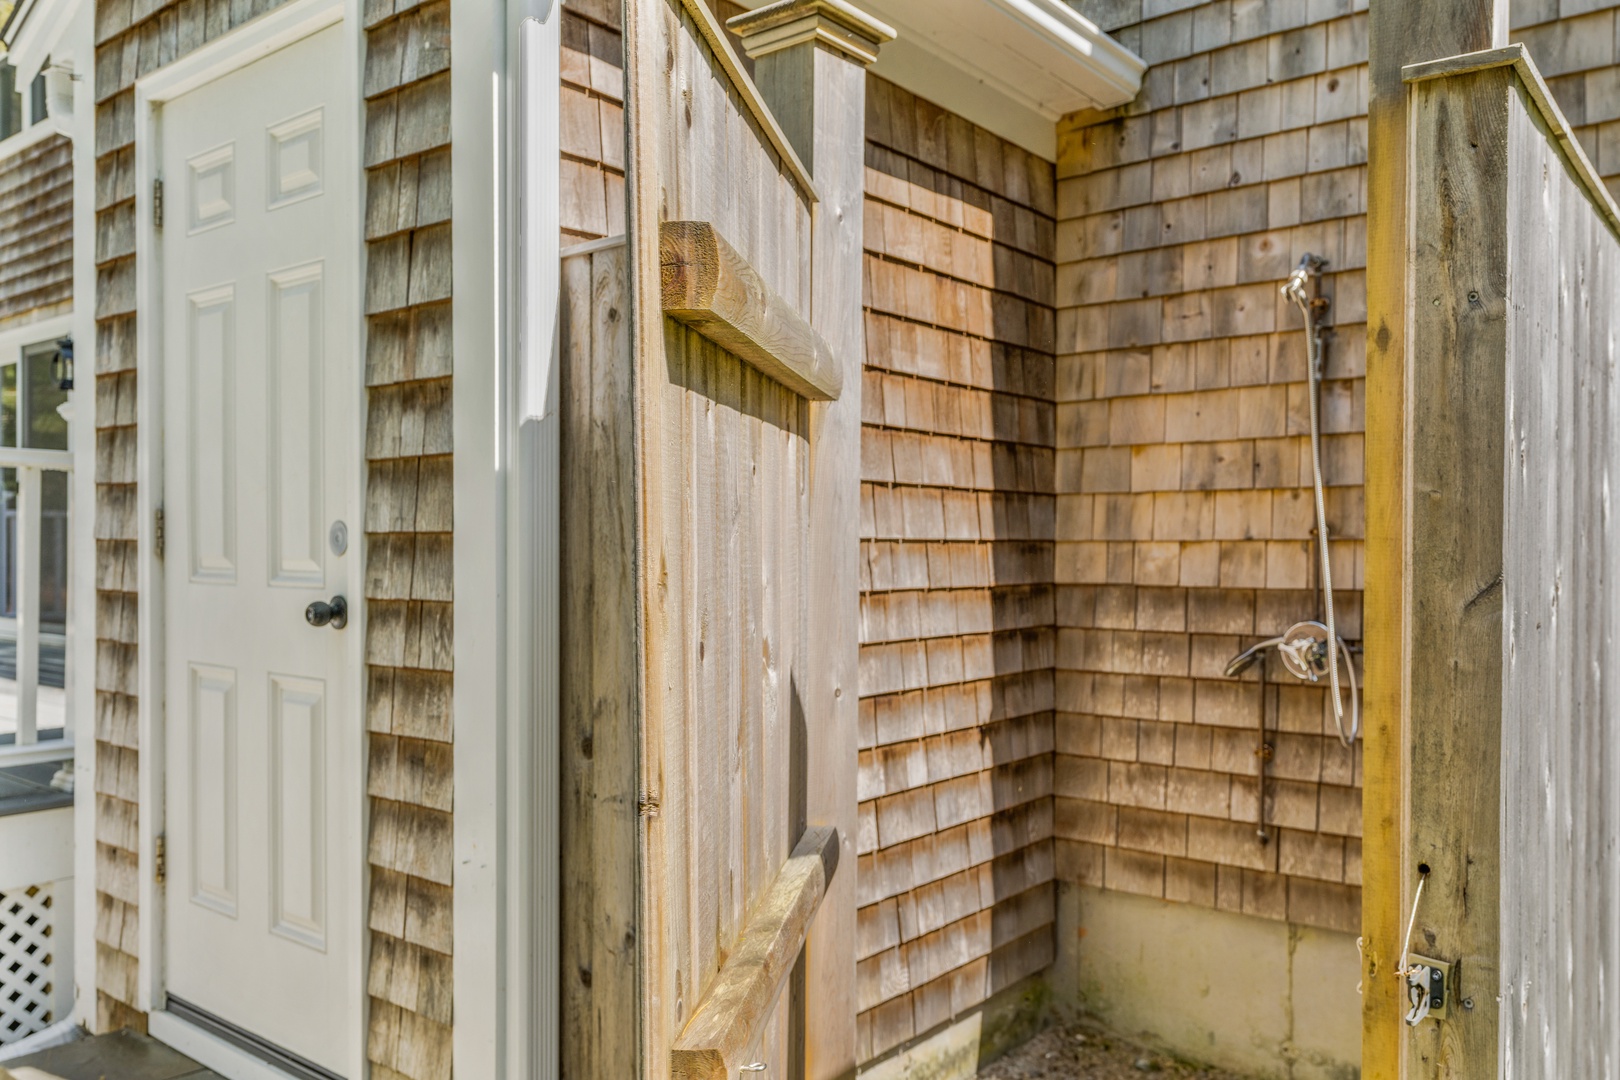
[52,336,72,390]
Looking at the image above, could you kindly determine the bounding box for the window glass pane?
[28,71,45,126]
[0,62,19,141]
[1,362,15,448]
[23,342,67,450]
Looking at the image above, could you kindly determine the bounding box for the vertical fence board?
[1404,47,1620,1078]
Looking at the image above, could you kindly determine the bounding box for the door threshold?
[149,1008,344,1080]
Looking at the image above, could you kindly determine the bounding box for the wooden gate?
[561,2,892,1077]
[1367,43,1620,1076]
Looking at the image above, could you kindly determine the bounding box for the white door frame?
[131,1,367,1075]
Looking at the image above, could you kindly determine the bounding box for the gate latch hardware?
[1404,955,1450,1025]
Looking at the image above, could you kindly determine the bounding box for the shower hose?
[1284,262,1360,748]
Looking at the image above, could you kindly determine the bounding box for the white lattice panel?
[0,883,55,1044]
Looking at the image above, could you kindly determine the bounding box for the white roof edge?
[869,34,1064,160]
[991,0,1147,105]
[730,0,1145,161]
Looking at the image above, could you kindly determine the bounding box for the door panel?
[186,284,237,582]
[269,673,326,949]
[188,662,238,917]
[162,24,355,1075]
[267,263,326,586]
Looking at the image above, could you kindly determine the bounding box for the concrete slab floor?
[0,1030,224,1080]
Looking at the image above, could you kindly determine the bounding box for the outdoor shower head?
[1281,252,1328,304]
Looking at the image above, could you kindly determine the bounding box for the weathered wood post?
[729,5,891,1077]
[1364,0,1504,1076]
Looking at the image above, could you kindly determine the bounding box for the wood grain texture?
[737,9,886,1073]
[0,132,73,326]
[669,826,839,1080]
[362,2,455,1074]
[1052,16,1365,1056]
[661,220,842,400]
[1497,61,1620,1078]
[858,71,1059,1063]
[1404,63,1509,1077]
[618,0,860,1076]
[560,239,640,1080]
[1363,3,1501,1074]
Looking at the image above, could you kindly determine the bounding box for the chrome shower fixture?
[1223,622,1339,680]
[1281,252,1328,308]
[1274,621,1335,682]
[1228,253,1362,749]
[1224,636,1282,679]
[1222,622,1361,733]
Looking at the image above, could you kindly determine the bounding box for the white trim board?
[0,805,73,893]
[734,0,1145,160]
[0,312,74,356]
[128,3,369,1078]
[2,0,81,87]
[450,0,517,1071]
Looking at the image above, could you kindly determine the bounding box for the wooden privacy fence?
[561,2,891,1079]
[1382,44,1620,1077]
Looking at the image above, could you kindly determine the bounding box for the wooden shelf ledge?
[660,220,843,401]
[669,825,840,1080]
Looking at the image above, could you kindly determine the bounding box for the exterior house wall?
[856,74,1060,1066]
[359,0,456,1077]
[88,1,461,1072]
[1513,0,1620,195]
[1054,0,1369,938]
[558,0,623,245]
[89,0,298,1032]
[0,131,73,327]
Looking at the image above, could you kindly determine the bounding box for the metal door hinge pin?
[153,178,164,229]
[154,834,167,884]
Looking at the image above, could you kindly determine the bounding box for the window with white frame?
[0,337,69,738]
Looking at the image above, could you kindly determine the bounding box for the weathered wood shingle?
[362,0,455,1071]
[1051,0,1371,943]
[0,133,73,325]
[856,74,1060,1064]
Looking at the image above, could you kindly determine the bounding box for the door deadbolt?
[305,596,348,629]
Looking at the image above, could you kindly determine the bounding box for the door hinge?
[154,506,165,559]
[154,834,166,884]
[153,178,164,229]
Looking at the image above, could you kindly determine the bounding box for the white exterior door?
[160,23,356,1075]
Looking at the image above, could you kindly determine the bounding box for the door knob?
[305,596,348,629]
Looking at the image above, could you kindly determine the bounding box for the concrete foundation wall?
[1050,883,1359,1079]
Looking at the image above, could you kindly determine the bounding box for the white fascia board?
[868,30,1062,159]
[734,0,1145,161]
[5,0,84,87]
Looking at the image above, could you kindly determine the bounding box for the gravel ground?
[978,1020,1255,1080]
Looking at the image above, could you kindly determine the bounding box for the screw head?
[1463,997,1475,1010]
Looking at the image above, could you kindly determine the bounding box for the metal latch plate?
[1406,955,1451,1023]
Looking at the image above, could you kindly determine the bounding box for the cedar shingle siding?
[1051,0,1620,941]
[1054,0,1370,935]
[361,0,455,1075]
[558,0,624,244]
[857,75,1060,1062]
[1513,0,1620,196]
[0,132,72,325]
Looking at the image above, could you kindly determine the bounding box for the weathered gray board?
[562,1,876,1077]
[1402,46,1620,1077]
